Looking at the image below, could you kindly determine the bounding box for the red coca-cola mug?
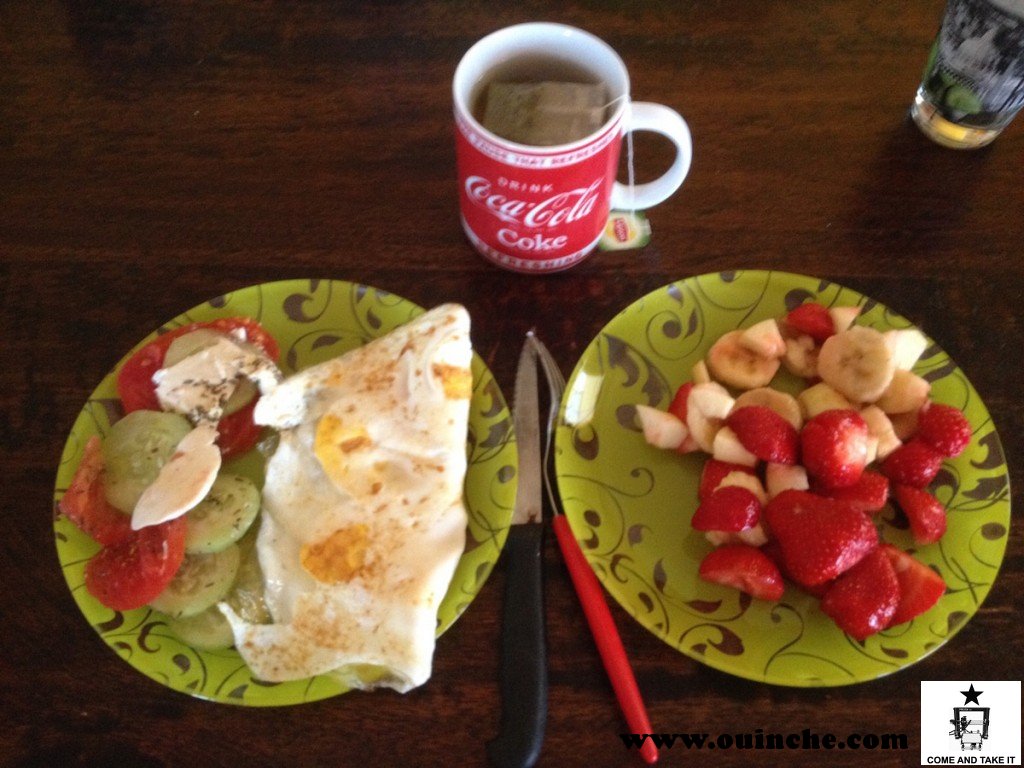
[454,23,693,273]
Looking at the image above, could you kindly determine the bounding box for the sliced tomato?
[114,317,278,457]
[215,398,264,460]
[59,437,134,547]
[84,516,187,612]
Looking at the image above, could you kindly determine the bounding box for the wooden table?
[2,2,1021,766]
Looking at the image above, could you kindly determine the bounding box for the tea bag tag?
[599,125,652,251]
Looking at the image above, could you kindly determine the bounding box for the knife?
[487,334,548,768]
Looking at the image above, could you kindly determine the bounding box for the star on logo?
[961,684,983,705]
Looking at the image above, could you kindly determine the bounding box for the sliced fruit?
[765,462,809,499]
[859,405,903,461]
[711,426,759,467]
[738,319,786,359]
[699,459,756,502]
[828,306,861,332]
[875,369,931,414]
[820,547,899,640]
[917,402,971,458]
[798,382,853,420]
[698,544,784,601]
[635,404,688,450]
[691,486,761,532]
[686,382,735,453]
[817,470,890,514]
[782,333,818,378]
[707,330,780,390]
[733,387,803,430]
[800,409,870,489]
[884,328,929,371]
[59,437,134,547]
[893,484,947,544]
[785,302,834,343]
[726,405,799,465]
[764,490,878,586]
[691,360,711,385]
[881,544,946,627]
[880,439,943,488]
[817,326,896,403]
[736,523,769,547]
[667,382,693,423]
[717,470,768,505]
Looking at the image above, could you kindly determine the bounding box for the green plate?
[555,270,1010,687]
[53,279,517,705]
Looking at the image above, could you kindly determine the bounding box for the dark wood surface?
[2,2,1021,766]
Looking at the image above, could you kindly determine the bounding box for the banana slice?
[781,333,818,378]
[817,326,896,403]
[707,330,781,390]
[732,387,803,430]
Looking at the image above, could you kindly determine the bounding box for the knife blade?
[487,333,547,768]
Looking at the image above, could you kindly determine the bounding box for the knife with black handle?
[487,334,547,768]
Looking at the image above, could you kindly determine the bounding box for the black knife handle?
[487,523,547,768]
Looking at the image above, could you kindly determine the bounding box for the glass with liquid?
[911,0,1024,149]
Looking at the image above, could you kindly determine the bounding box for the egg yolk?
[300,524,370,583]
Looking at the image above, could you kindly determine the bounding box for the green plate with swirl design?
[555,270,1010,687]
[53,279,516,705]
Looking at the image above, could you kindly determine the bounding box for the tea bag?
[482,81,608,145]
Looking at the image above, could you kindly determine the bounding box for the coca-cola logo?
[465,175,603,229]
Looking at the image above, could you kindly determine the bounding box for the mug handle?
[610,102,693,210]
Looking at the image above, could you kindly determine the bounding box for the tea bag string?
[603,93,637,214]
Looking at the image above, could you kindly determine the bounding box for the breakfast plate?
[554,270,1010,687]
[52,279,517,705]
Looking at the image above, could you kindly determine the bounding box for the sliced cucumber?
[167,605,235,651]
[149,545,241,619]
[163,329,257,416]
[185,473,261,554]
[102,410,192,513]
[223,523,270,624]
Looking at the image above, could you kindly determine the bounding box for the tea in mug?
[472,54,610,145]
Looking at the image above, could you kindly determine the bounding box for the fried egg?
[220,304,472,692]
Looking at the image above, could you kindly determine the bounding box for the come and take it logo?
[921,681,1021,765]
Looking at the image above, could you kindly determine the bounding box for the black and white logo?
[921,680,1021,765]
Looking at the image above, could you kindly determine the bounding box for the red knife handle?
[552,515,659,765]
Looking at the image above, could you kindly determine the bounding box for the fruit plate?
[52,279,517,706]
[554,270,1010,687]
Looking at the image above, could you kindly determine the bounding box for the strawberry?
[668,381,693,423]
[917,402,971,458]
[698,544,784,601]
[880,544,946,627]
[785,302,835,343]
[699,459,756,501]
[816,469,890,514]
[880,439,943,488]
[726,405,800,465]
[820,547,899,640]
[893,484,947,544]
[691,486,761,532]
[761,539,832,597]
[800,409,870,489]
[764,490,878,586]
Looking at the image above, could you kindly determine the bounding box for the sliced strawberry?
[785,302,835,343]
[667,381,693,423]
[800,409,870,489]
[820,547,899,640]
[880,439,943,488]
[698,544,784,601]
[691,486,761,532]
[893,484,947,544]
[761,539,832,597]
[817,469,890,514]
[699,459,756,502]
[916,403,971,458]
[880,544,946,627]
[764,490,878,586]
[726,405,799,465]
